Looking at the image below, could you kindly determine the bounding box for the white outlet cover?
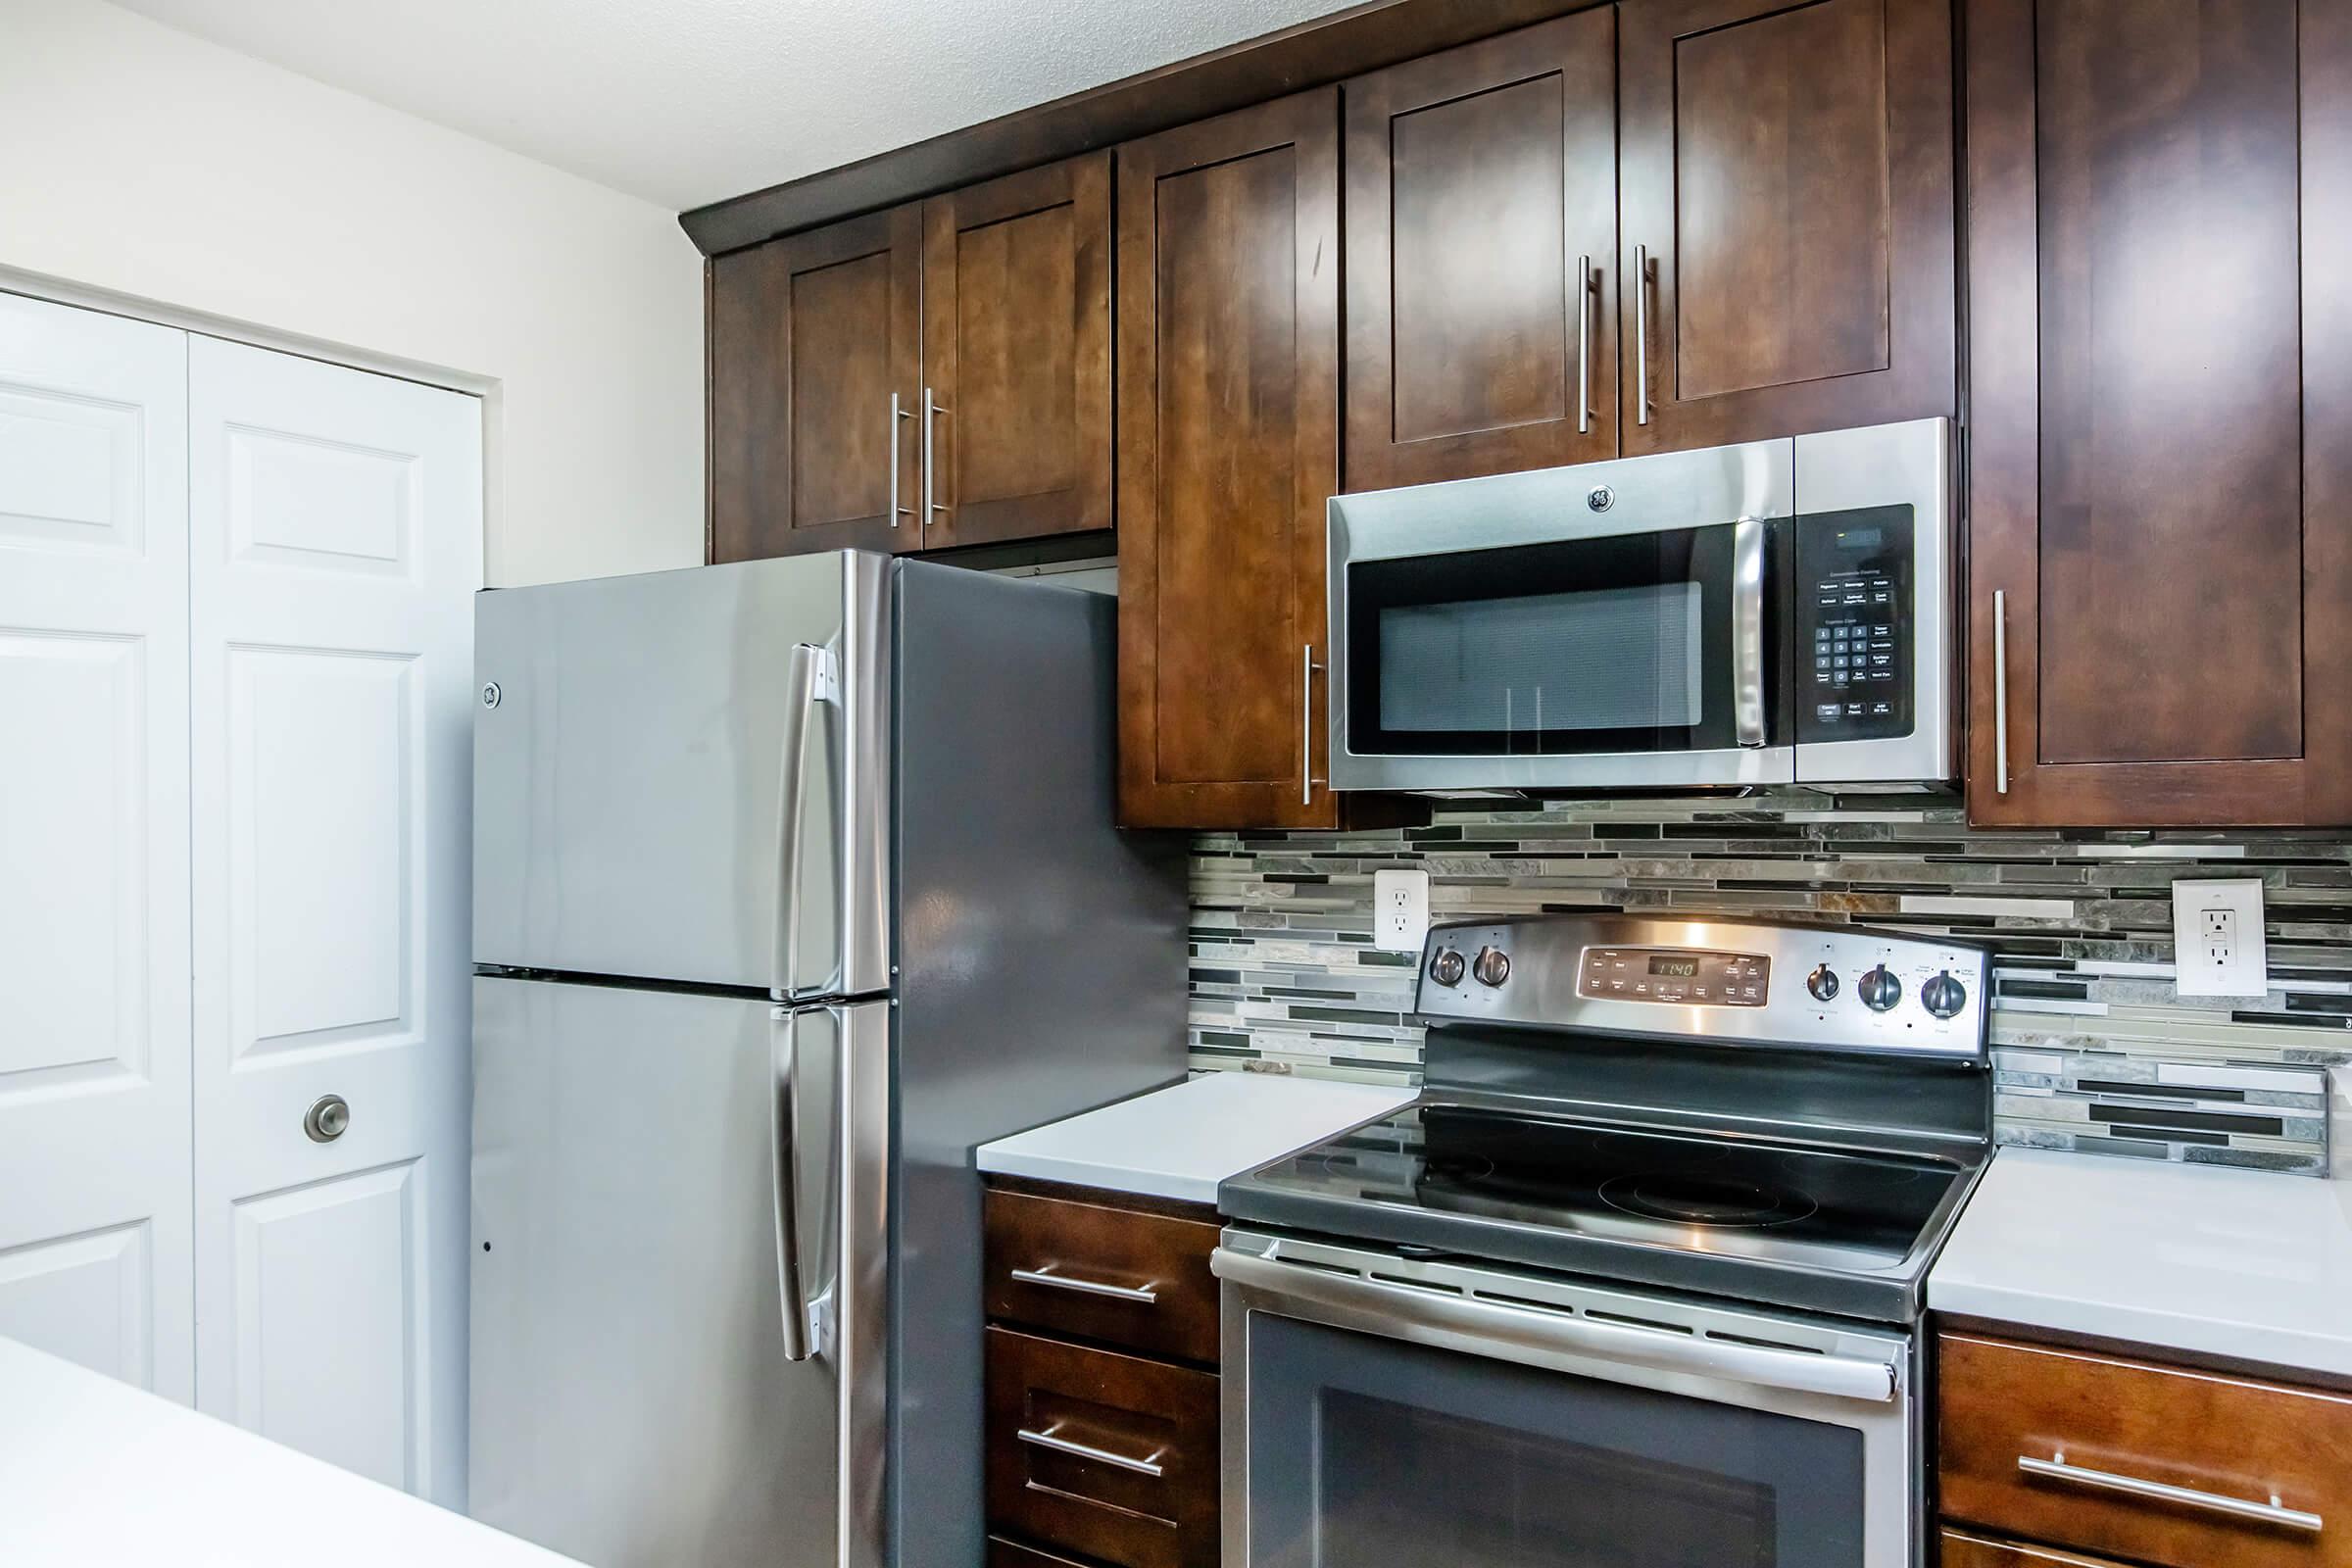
[2171,877,2268,998]
[1373,869,1432,954]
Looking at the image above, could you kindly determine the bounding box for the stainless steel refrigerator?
[466,553,1186,1568]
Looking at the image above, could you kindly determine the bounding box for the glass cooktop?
[1219,1099,1978,1321]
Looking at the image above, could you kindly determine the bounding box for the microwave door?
[1330,519,1794,793]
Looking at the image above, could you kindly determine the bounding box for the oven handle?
[1731,516,1768,748]
[1212,1248,1897,1404]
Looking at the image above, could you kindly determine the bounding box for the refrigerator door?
[472,553,891,998]
[469,976,890,1568]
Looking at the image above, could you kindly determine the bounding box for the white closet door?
[187,335,479,1506]
[0,292,193,1398]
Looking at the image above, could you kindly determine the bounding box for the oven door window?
[1247,1315,1863,1568]
[1345,524,1765,756]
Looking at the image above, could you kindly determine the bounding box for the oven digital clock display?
[1579,948,1771,1006]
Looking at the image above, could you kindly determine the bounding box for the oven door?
[1328,439,1795,793]
[1215,1233,1914,1568]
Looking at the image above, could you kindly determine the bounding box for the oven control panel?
[1576,947,1770,1007]
[1417,913,1989,1061]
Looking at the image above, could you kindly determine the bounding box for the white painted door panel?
[0,292,192,1398]
[188,335,479,1506]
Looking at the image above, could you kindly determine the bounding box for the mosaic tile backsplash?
[1189,792,2352,1177]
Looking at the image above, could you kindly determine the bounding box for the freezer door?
[472,554,891,997]
[469,977,890,1568]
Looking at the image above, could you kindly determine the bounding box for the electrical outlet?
[1373,869,1431,954]
[2171,878,2268,998]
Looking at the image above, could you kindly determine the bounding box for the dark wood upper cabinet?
[1115,90,1345,829]
[710,155,1107,562]
[1617,0,1956,455]
[710,203,920,562]
[1342,9,1618,490]
[918,153,1112,549]
[1965,0,2352,826]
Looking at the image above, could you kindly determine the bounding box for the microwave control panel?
[1797,505,1914,742]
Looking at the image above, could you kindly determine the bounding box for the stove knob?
[1806,964,1840,1002]
[1472,946,1511,987]
[1428,948,1467,987]
[1922,970,1968,1019]
[1857,964,1903,1012]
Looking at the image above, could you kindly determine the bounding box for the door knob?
[304,1094,350,1143]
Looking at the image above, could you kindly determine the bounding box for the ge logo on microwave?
[1587,486,1614,513]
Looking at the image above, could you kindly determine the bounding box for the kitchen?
[2,0,2348,1566]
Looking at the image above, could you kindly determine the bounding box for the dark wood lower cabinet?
[1937,1328,2352,1568]
[985,1179,1222,1568]
[985,1328,1220,1568]
[1940,1529,2133,1568]
[990,1536,1106,1568]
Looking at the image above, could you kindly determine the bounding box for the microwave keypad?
[1796,508,1914,744]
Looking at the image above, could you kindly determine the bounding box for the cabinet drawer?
[1938,1333,2352,1568]
[986,1327,1219,1568]
[985,1186,1221,1364]
[1940,1528,2132,1568]
[990,1537,1103,1568]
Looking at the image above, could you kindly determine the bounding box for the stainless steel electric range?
[1214,913,1994,1568]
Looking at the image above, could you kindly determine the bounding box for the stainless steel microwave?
[1325,417,1952,793]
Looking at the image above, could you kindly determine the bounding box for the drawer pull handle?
[2019,1452,2323,1533]
[1009,1265,1158,1305]
[1017,1424,1166,1478]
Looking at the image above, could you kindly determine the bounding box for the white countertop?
[1931,1147,2352,1379]
[977,1071,1417,1205]
[0,1336,580,1567]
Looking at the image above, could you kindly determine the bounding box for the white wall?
[0,0,704,588]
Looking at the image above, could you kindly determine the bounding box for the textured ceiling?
[109,0,1363,211]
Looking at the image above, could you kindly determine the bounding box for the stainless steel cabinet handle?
[2018,1453,2322,1533]
[774,642,841,998]
[1575,254,1595,435]
[1009,1265,1159,1305]
[1634,243,1654,426]
[1731,517,1766,748]
[1299,643,1325,807]
[888,393,913,527]
[770,1009,812,1362]
[922,386,950,531]
[1212,1247,1897,1403]
[1016,1425,1166,1478]
[1992,589,2010,795]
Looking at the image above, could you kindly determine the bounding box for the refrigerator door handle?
[775,641,843,1000]
[769,1007,815,1362]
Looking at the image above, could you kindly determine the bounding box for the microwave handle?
[1731,517,1767,748]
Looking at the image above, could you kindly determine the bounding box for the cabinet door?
[1965,0,2352,825]
[1115,91,1343,829]
[919,153,1112,549]
[1618,0,1956,455]
[1343,9,1617,489]
[710,203,920,561]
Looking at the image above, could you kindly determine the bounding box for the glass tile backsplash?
[1190,791,2349,1177]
